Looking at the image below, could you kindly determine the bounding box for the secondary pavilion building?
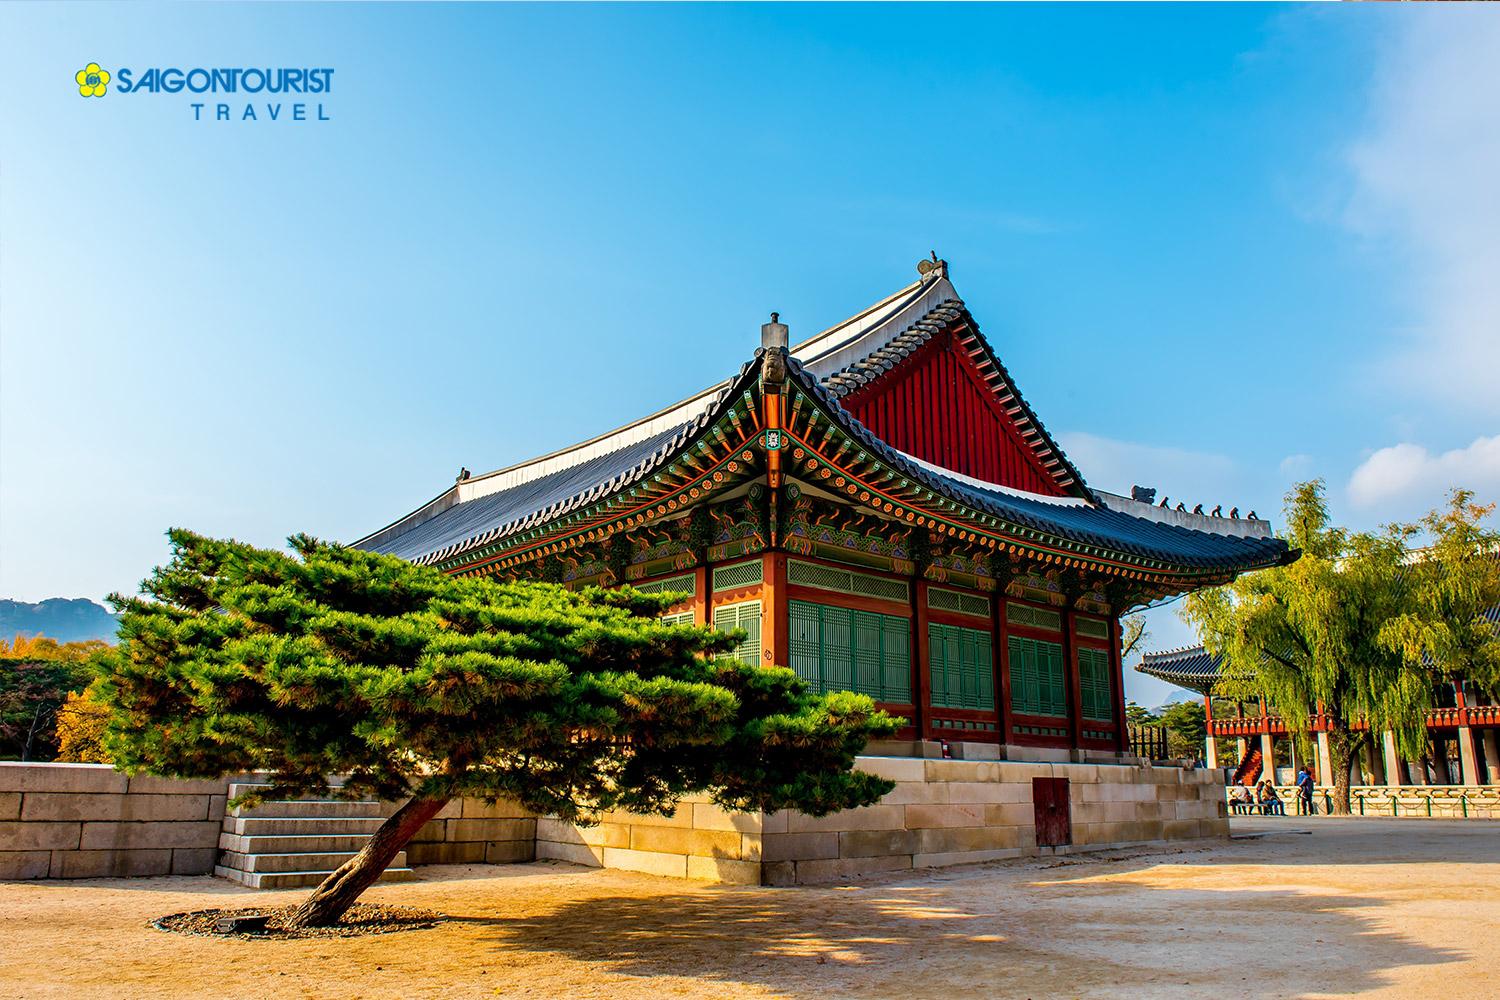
[1138,643,1500,788]
[356,259,1291,759]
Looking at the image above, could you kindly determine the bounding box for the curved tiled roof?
[820,301,966,396]
[362,361,758,564]
[353,263,1289,575]
[1135,646,1223,695]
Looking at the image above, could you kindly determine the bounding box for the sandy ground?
[1,818,1496,1000]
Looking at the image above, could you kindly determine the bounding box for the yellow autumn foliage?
[55,686,112,763]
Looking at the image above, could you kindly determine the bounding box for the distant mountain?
[1153,689,1196,714]
[0,598,120,644]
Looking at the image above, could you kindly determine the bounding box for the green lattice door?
[930,622,994,710]
[789,599,910,702]
[1078,647,1114,721]
[1008,635,1066,717]
[713,601,762,665]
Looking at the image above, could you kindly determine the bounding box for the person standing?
[1296,765,1315,815]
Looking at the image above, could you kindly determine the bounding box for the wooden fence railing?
[1129,724,1168,761]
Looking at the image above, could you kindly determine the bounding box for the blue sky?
[2,4,1496,706]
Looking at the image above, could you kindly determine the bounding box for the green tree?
[95,530,897,928]
[1124,701,1158,727]
[1183,480,1415,814]
[1379,489,1500,702]
[1159,700,1207,760]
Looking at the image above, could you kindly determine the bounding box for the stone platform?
[3,756,1226,885]
[537,756,1228,885]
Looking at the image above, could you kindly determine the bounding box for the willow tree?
[1379,489,1500,702]
[95,530,896,928]
[1183,481,1415,814]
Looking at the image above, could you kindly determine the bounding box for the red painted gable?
[841,328,1066,497]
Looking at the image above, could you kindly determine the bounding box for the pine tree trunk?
[283,795,450,929]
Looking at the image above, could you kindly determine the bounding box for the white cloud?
[1346,435,1500,513]
[1279,453,1315,479]
[1346,12,1500,416]
[1057,431,1238,504]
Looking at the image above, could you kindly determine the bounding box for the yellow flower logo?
[75,63,110,97]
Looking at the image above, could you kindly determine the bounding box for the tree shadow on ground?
[450,854,1468,999]
[1227,817,1500,866]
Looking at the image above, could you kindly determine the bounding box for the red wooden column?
[692,566,709,627]
[1110,614,1130,754]
[761,550,788,667]
[994,592,1012,746]
[1063,605,1083,751]
[912,577,932,739]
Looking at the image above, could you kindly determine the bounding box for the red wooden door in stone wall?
[1033,777,1072,847]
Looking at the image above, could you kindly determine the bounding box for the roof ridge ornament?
[761,311,788,386]
[916,251,947,279]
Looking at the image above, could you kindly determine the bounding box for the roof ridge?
[1141,643,1210,660]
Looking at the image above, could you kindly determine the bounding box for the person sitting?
[1257,781,1284,816]
[1229,785,1253,815]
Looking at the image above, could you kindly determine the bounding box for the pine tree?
[96,530,897,927]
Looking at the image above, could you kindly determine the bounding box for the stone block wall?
[409,798,538,864]
[536,799,763,883]
[0,763,226,880]
[536,757,1228,885]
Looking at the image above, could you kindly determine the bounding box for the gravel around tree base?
[153,903,443,939]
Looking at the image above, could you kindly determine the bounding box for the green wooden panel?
[789,599,821,688]
[976,631,995,707]
[853,611,883,696]
[712,561,764,592]
[1008,635,1065,717]
[637,573,697,598]
[1079,647,1114,721]
[1043,641,1066,716]
[824,605,854,693]
[881,615,911,703]
[930,622,994,710]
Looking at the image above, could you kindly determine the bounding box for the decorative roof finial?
[761,312,789,385]
[761,312,788,351]
[916,251,946,278]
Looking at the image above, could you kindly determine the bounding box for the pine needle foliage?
[97,529,898,820]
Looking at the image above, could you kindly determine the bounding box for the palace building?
[356,259,1291,758]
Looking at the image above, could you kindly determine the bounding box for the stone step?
[213,865,417,890]
[219,850,406,874]
[219,832,376,855]
[227,779,350,800]
[223,816,386,837]
[229,799,395,819]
